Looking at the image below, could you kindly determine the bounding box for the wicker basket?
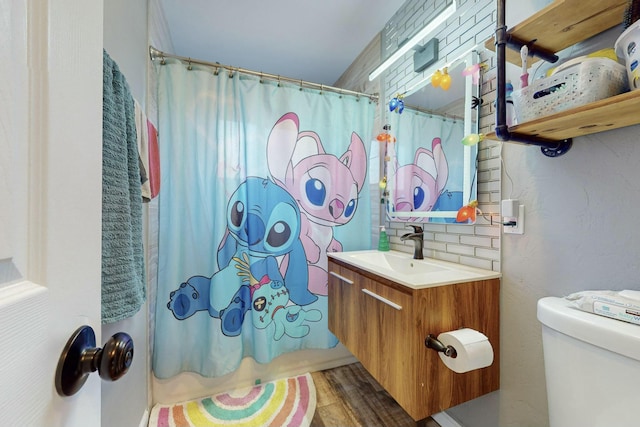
[512,57,629,123]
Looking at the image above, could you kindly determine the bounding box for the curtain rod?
[149,46,379,102]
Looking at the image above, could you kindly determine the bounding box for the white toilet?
[537,296,640,427]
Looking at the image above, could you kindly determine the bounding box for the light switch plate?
[504,205,524,234]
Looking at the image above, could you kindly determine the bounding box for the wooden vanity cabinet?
[328,258,500,421]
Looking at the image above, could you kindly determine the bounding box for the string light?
[461,133,484,146]
[389,94,405,114]
[430,67,451,90]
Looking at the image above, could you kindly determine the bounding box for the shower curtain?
[387,108,467,222]
[153,62,375,378]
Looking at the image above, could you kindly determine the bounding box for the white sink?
[328,250,500,289]
[347,251,448,275]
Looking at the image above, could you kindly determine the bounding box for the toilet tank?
[537,296,640,427]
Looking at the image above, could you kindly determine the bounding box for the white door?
[0,0,104,426]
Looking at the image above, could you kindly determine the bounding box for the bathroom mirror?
[384,50,480,223]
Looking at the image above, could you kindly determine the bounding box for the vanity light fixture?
[368,1,457,81]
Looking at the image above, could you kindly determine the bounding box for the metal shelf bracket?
[494,0,572,157]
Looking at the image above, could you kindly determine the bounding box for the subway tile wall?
[380,0,501,272]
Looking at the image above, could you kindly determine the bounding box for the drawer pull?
[329,271,354,285]
[361,288,402,310]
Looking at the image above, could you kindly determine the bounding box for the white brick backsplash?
[388,236,404,245]
[475,225,501,237]
[424,240,448,252]
[445,224,477,235]
[478,180,501,193]
[489,144,502,158]
[475,247,500,261]
[460,235,493,247]
[479,157,502,170]
[435,233,460,244]
[421,223,447,233]
[459,255,493,270]
[392,245,413,256]
[448,244,476,256]
[434,251,461,263]
[388,222,407,231]
[477,170,492,181]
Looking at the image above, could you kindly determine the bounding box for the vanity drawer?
[357,279,414,407]
[327,262,360,348]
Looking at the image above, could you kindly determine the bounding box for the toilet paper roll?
[437,328,494,373]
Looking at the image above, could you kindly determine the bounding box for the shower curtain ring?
[260,72,263,83]
[320,84,324,95]
[187,58,192,70]
[160,54,166,65]
[277,75,281,87]
[300,80,303,91]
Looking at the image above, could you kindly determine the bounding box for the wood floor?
[310,363,441,427]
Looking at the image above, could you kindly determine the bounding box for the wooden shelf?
[485,0,628,66]
[486,90,640,141]
[486,0,639,150]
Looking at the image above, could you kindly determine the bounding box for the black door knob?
[55,325,134,397]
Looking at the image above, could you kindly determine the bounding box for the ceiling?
[158,0,406,86]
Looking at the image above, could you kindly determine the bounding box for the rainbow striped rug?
[148,373,316,427]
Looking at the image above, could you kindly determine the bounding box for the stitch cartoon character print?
[167,177,320,339]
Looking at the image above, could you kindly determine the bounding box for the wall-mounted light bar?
[368,1,457,81]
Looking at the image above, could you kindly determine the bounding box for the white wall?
[102,1,150,426]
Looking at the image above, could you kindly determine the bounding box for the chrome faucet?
[400,225,424,260]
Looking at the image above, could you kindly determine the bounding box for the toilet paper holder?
[425,334,458,358]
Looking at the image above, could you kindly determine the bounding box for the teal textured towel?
[102,49,146,323]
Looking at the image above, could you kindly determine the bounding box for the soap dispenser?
[378,226,390,251]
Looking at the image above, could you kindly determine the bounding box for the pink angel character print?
[267,112,367,296]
